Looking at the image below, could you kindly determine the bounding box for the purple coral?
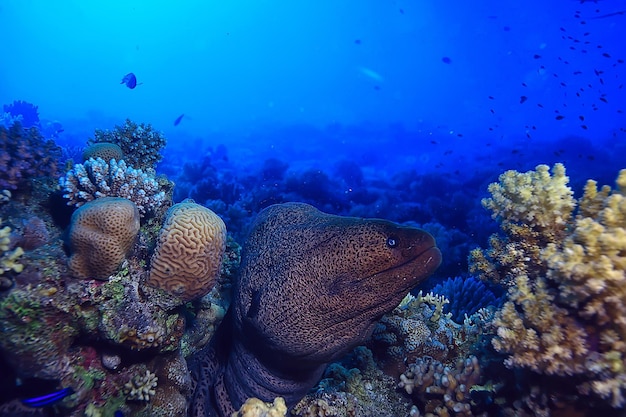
[0,123,62,191]
[2,101,40,128]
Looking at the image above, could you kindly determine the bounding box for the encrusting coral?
[67,197,140,280]
[147,199,227,302]
[82,142,124,162]
[59,157,166,216]
[470,163,626,407]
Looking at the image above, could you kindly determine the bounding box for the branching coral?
[89,119,166,170]
[471,164,626,407]
[1,220,24,276]
[59,157,165,216]
[398,355,481,417]
[0,123,62,191]
[123,369,158,401]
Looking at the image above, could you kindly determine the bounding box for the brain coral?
[68,197,140,280]
[82,142,124,162]
[147,200,226,302]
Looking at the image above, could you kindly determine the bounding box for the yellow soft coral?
[1,219,24,275]
[472,164,626,407]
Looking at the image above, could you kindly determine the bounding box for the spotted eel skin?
[188,202,441,416]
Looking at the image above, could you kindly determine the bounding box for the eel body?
[189,202,441,416]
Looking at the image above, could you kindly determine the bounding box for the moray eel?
[189,202,441,416]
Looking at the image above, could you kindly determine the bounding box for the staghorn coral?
[472,164,626,408]
[0,123,62,191]
[67,197,140,280]
[398,355,481,417]
[124,369,158,401]
[59,157,166,216]
[89,119,166,170]
[147,199,226,302]
[82,142,124,162]
[469,163,574,286]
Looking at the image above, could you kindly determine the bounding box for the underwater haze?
[2,0,624,176]
[2,0,626,416]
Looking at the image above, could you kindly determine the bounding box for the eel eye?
[386,236,398,248]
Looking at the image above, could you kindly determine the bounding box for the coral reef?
[59,157,166,216]
[471,163,626,408]
[370,290,493,381]
[147,200,226,302]
[2,100,39,128]
[398,355,481,417]
[232,397,287,417]
[67,197,140,280]
[82,142,124,162]
[124,369,158,402]
[89,119,166,170]
[292,347,414,417]
[0,123,62,192]
[1,220,24,277]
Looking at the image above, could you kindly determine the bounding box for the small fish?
[357,66,384,82]
[441,56,452,64]
[354,39,361,45]
[602,52,611,58]
[579,115,585,121]
[556,115,565,120]
[174,114,185,126]
[120,73,142,89]
[533,54,541,59]
[520,95,528,104]
[599,97,608,103]
[22,387,74,407]
[488,95,495,99]
[590,10,626,19]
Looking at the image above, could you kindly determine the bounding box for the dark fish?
[599,97,608,103]
[354,39,361,44]
[120,73,142,89]
[520,95,528,104]
[533,54,541,59]
[488,96,495,99]
[503,26,511,31]
[590,10,626,19]
[579,115,585,121]
[581,124,588,129]
[22,387,74,407]
[602,52,611,58]
[174,114,185,126]
[556,115,565,120]
[441,56,452,64]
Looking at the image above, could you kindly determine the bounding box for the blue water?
[1,0,623,182]
[1,2,626,415]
